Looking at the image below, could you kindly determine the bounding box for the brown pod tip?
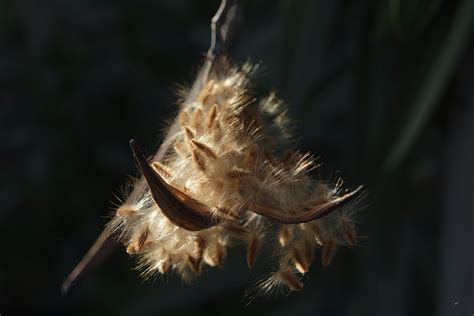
[248,185,364,224]
[129,139,217,231]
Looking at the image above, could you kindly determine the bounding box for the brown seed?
[191,108,203,129]
[206,104,218,129]
[194,236,206,260]
[137,228,149,250]
[245,144,258,167]
[247,232,261,268]
[116,205,136,217]
[126,227,150,254]
[184,126,195,141]
[158,257,170,274]
[202,93,215,107]
[152,162,172,179]
[278,269,303,291]
[204,243,227,268]
[126,243,138,254]
[214,245,226,268]
[198,80,215,105]
[191,147,207,171]
[322,237,337,267]
[291,240,314,274]
[292,249,307,274]
[340,215,357,246]
[226,169,251,178]
[179,109,190,126]
[191,139,217,159]
[309,223,327,246]
[278,225,293,247]
[186,254,202,276]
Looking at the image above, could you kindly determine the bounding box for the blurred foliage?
[385,0,474,170]
[0,0,473,315]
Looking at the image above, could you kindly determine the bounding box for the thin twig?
[202,0,239,83]
[61,227,118,294]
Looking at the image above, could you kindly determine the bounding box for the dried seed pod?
[130,140,218,231]
[63,0,365,298]
[107,60,364,294]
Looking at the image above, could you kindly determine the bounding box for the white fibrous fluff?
[107,56,364,294]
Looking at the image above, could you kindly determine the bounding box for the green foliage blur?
[1,0,473,315]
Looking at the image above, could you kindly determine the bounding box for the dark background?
[1,0,474,315]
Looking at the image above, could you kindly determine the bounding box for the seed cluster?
[108,57,363,294]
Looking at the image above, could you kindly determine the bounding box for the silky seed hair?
[105,54,364,295]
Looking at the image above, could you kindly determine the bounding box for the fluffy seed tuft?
[107,57,364,296]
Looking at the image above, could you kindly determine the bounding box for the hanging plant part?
[63,0,365,297]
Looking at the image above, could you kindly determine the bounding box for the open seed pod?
[63,0,365,297]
